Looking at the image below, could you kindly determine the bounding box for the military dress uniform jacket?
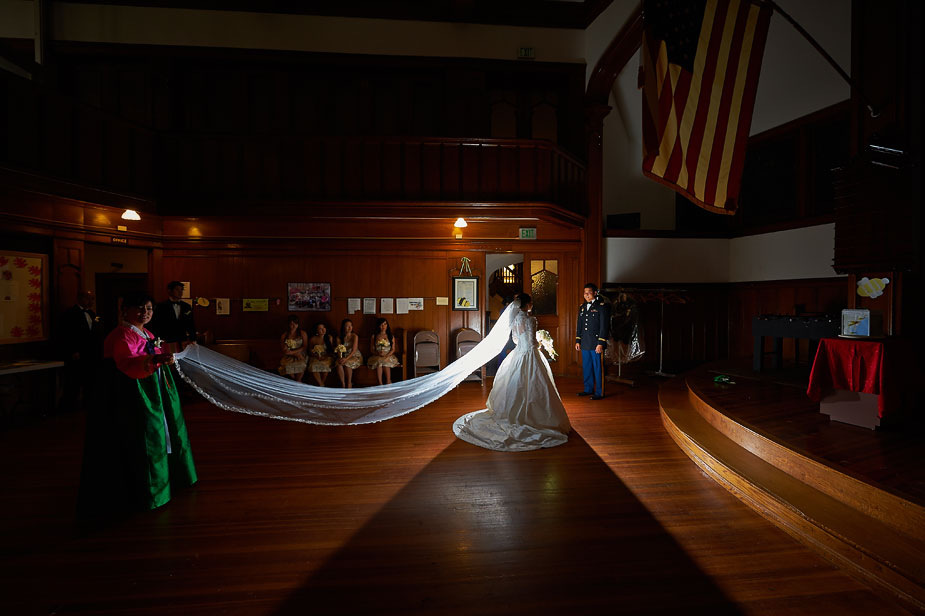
[575,298,611,350]
[150,300,197,344]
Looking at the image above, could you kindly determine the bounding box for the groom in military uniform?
[575,283,610,400]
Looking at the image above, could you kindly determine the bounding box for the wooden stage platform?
[1,370,921,615]
[659,361,925,614]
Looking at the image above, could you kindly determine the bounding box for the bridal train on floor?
[174,298,569,450]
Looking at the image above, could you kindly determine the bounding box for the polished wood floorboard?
[693,360,925,506]
[0,377,914,615]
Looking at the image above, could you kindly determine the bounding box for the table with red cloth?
[807,337,912,419]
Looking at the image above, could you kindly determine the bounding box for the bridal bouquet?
[535,329,558,360]
[375,338,390,355]
[311,344,327,358]
[334,344,347,358]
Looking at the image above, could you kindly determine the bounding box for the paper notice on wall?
[380,297,394,314]
[396,298,409,314]
[348,297,361,314]
[363,298,376,314]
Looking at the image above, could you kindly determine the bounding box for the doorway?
[485,254,524,376]
[95,273,148,335]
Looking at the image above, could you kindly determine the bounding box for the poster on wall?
[0,251,48,344]
[347,298,361,314]
[243,298,269,312]
[215,298,230,315]
[180,282,191,299]
[408,298,424,311]
[288,282,331,312]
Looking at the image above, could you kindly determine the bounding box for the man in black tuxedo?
[150,281,197,350]
[60,290,103,412]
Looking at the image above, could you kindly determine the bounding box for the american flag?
[641,0,771,214]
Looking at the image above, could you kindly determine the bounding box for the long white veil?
[174,300,521,425]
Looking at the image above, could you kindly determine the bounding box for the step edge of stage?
[684,373,925,542]
[658,379,925,614]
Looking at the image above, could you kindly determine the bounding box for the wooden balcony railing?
[157,134,587,215]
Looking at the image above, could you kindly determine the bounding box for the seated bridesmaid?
[278,314,308,382]
[368,317,400,385]
[335,318,363,388]
[308,321,334,386]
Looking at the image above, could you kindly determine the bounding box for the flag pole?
[761,0,879,118]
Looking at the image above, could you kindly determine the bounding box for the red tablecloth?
[807,337,909,418]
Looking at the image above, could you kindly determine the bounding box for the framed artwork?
[0,251,48,344]
[215,298,230,315]
[452,276,479,311]
[287,282,331,312]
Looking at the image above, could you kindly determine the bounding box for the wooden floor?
[0,375,916,615]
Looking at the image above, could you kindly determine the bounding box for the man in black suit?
[60,290,103,412]
[150,281,197,350]
[575,283,610,400]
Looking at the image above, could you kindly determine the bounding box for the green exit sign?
[519,227,537,240]
[517,47,535,60]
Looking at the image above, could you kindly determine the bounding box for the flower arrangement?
[284,338,301,350]
[375,338,390,355]
[334,344,347,358]
[311,344,327,358]
[535,329,558,360]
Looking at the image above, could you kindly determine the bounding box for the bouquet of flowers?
[334,344,347,358]
[284,338,301,351]
[375,338,390,355]
[535,329,558,360]
[311,344,327,358]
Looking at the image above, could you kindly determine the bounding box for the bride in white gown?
[453,294,570,451]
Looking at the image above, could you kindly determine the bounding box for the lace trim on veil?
[174,300,521,425]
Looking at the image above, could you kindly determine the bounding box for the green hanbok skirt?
[78,360,197,516]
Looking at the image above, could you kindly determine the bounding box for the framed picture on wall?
[287,282,331,312]
[452,276,478,311]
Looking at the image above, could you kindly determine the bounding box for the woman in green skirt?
[78,291,197,518]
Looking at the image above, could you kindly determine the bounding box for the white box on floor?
[819,389,880,429]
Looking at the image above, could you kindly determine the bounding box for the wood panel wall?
[161,242,582,377]
[605,278,849,374]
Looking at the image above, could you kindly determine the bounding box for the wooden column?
[583,102,611,288]
[52,238,84,317]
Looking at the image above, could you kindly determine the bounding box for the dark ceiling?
[55,0,615,29]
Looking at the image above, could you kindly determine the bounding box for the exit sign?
[519,227,537,240]
[517,47,535,60]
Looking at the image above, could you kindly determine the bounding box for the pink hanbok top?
[103,325,160,380]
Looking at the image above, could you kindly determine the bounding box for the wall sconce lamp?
[121,209,141,221]
[454,217,467,239]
